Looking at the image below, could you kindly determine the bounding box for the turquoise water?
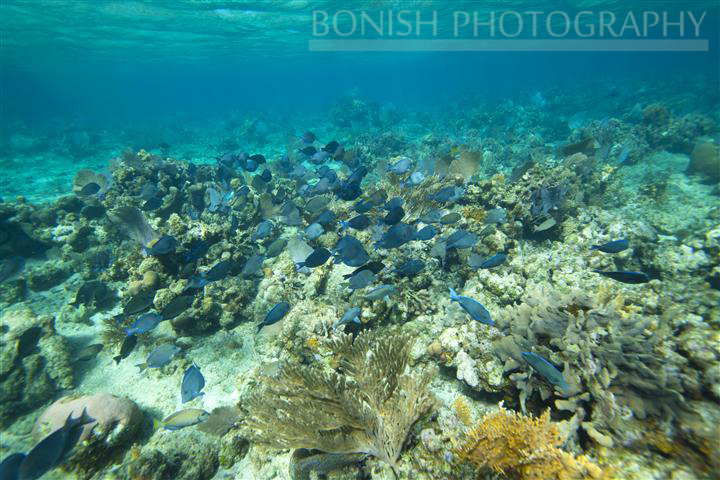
[1,2,719,479]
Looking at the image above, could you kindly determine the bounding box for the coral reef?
[0,307,73,427]
[454,405,607,480]
[242,331,436,476]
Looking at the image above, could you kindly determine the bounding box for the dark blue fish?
[257,302,291,332]
[160,295,194,319]
[593,270,649,284]
[521,351,569,390]
[479,253,507,269]
[364,284,397,301]
[419,209,442,224]
[252,220,274,241]
[335,236,369,267]
[125,312,163,336]
[347,269,375,290]
[449,288,494,325]
[245,159,258,172]
[342,261,385,279]
[304,222,324,240]
[352,199,374,214]
[0,453,25,480]
[141,196,162,211]
[337,181,362,201]
[384,206,405,225]
[428,186,464,203]
[375,223,416,249]
[17,409,94,480]
[181,362,205,403]
[414,225,438,241]
[302,132,317,144]
[205,260,232,282]
[346,166,368,186]
[241,254,265,278]
[335,307,362,328]
[445,230,478,249]
[300,146,317,156]
[340,214,370,230]
[265,238,287,258]
[393,259,425,277]
[137,343,181,371]
[590,239,629,253]
[144,235,177,256]
[312,209,336,226]
[259,169,272,183]
[113,334,137,364]
[322,140,339,154]
[182,240,210,263]
[298,248,332,268]
[384,197,404,210]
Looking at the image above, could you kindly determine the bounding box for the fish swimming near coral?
[143,235,178,256]
[593,270,649,284]
[590,239,629,253]
[347,269,375,290]
[384,206,405,225]
[113,334,137,364]
[479,253,507,269]
[393,259,425,277]
[334,307,362,329]
[137,343,181,371]
[521,351,569,391]
[298,248,332,269]
[123,290,155,316]
[340,214,370,231]
[241,254,265,278]
[334,235,370,267]
[445,230,478,249]
[375,223,416,249]
[449,288,494,325]
[161,408,209,431]
[181,362,205,403]
[364,284,397,301]
[15,408,95,480]
[125,312,163,336]
[414,225,438,241]
[160,295,194,319]
[0,453,25,480]
[484,208,507,225]
[257,302,291,332]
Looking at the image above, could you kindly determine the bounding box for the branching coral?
[493,286,689,446]
[455,405,607,480]
[242,331,436,476]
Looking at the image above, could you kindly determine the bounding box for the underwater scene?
[1,1,719,479]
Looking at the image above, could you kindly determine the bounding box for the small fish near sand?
[75,343,104,362]
[593,270,650,284]
[137,343,181,372]
[257,301,291,332]
[590,238,629,253]
[113,334,137,364]
[161,408,209,431]
[181,362,205,403]
[521,351,569,391]
[449,288,495,326]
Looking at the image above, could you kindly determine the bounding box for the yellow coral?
[455,405,608,480]
[453,396,473,427]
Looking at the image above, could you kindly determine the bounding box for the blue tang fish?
[449,288,494,325]
[181,362,205,403]
[521,351,569,391]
